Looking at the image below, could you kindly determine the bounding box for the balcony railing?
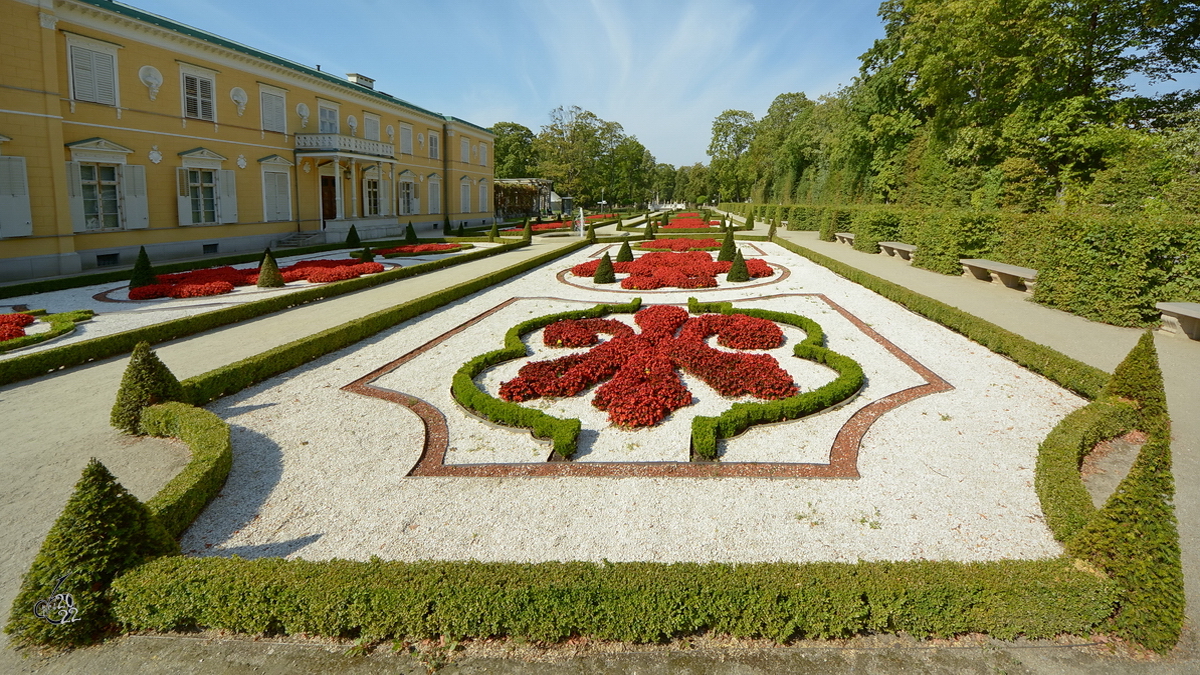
[294,133,394,158]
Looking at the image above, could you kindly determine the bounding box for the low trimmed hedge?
[0,310,94,354]
[686,299,864,460]
[180,241,590,405]
[452,300,641,459]
[111,556,1115,643]
[771,237,1108,399]
[0,241,528,388]
[139,403,233,538]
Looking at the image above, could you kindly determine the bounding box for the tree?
[727,250,750,282]
[404,222,418,244]
[488,221,499,242]
[128,246,157,289]
[256,248,284,288]
[707,110,757,202]
[345,224,361,247]
[616,240,634,262]
[718,229,736,262]
[491,121,537,179]
[110,342,184,434]
[359,246,374,262]
[4,459,178,647]
[594,252,616,284]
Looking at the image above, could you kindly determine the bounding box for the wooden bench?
[878,241,917,262]
[834,232,855,245]
[1157,302,1200,340]
[959,259,1038,293]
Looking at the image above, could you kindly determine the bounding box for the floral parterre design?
[450,299,866,462]
[663,217,719,229]
[499,305,797,427]
[571,251,774,290]
[636,238,721,252]
[0,312,37,342]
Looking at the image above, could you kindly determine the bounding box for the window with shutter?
[428,180,441,214]
[400,126,413,154]
[480,143,487,166]
[460,181,470,214]
[364,114,380,142]
[461,137,470,163]
[429,132,439,159]
[261,90,286,133]
[399,181,414,214]
[183,72,215,121]
[319,105,338,134]
[263,170,290,221]
[479,183,487,213]
[0,156,33,238]
[69,44,117,106]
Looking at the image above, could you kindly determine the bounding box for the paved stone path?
[3,223,1199,673]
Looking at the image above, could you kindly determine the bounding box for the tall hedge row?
[724,203,1200,327]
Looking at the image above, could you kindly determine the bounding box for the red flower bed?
[571,250,773,290]
[663,217,719,229]
[374,243,464,255]
[500,305,797,427]
[129,258,382,299]
[0,312,37,328]
[1,324,27,341]
[502,221,572,232]
[586,213,616,221]
[636,238,721,252]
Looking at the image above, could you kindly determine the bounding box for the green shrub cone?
[1103,330,1167,417]
[727,250,750,282]
[746,212,755,230]
[360,246,374,263]
[594,252,616,284]
[4,458,178,648]
[128,246,157,289]
[768,218,778,239]
[717,229,736,262]
[587,221,597,242]
[522,218,532,242]
[488,221,499,242]
[110,342,184,434]
[456,222,466,237]
[443,216,452,236]
[345,224,361,247]
[256,249,284,288]
[404,222,418,245]
[616,240,634,262]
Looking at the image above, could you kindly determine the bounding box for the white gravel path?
[0,245,498,361]
[179,243,1083,564]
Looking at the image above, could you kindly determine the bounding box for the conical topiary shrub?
[128,246,157,289]
[360,246,374,263]
[768,218,778,239]
[1103,330,1167,417]
[345,224,361,247]
[717,229,736,262]
[404,222,418,245]
[522,218,532,242]
[616,240,634,262]
[726,250,750,282]
[456,222,466,237]
[586,220,597,242]
[110,341,184,434]
[488,221,499,242]
[745,212,755,230]
[4,458,178,648]
[256,248,284,288]
[443,216,452,236]
[594,252,616,284]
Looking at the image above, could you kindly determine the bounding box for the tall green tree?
[707,109,757,202]
[491,122,537,179]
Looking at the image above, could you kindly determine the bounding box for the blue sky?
[123,0,1198,168]
[120,0,888,167]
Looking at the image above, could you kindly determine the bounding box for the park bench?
[834,232,855,245]
[959,259,1038,293]
[1157,302,1200,340]
[878,241,917,262]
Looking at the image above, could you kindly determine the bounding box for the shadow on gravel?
[207,533,322,559]
[181,425,282,556]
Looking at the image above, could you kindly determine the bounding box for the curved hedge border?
[180,241,590,405]
[0,310,95,354]
[138,403,233,539]
[770,237,1108,399]
[452,299,641,459]
[0,241,528,389]
[686,299,864,460]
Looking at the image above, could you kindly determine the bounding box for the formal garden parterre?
[5,235,1181,654]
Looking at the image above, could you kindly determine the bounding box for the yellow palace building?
[0,0,494,281]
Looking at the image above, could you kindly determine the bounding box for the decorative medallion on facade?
[148,145,162,164]
[346,115,358,136]
[296,103,310,128]
[236,154,247,169]
[229,87,248,116]
[137,66,162,101]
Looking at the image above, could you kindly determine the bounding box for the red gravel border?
[342,295,953,479]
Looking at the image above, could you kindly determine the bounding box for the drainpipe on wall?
[443,121,450,229]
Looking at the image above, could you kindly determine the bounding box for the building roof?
[74,0,493,135]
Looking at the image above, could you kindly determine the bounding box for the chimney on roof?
[346,73,375,90]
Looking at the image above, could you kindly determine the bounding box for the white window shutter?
[277,172,291,220]
[261,92,285,133]
[120,164,149,229]
[70,46,96,102]
[0,156,33,237]
[218,169,238,223]
[93,51,116,106]
[176,167,193,225]
[67,161,87,232]
[264,171,289,221]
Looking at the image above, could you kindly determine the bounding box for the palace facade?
[0,0,494,281]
